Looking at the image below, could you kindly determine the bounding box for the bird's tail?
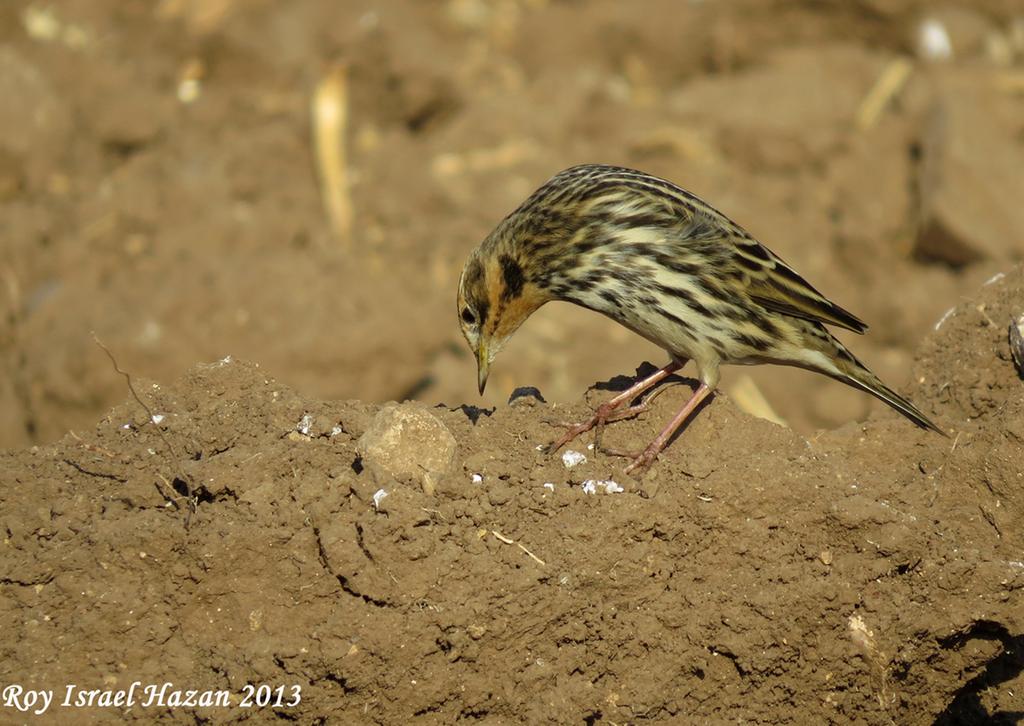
[824,335,945,435]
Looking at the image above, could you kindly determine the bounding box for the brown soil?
[2,0,1023,723]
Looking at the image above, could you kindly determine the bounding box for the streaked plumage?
[457,164,943,472]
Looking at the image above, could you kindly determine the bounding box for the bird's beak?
[476,342,490,395]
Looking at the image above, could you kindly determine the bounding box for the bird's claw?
[588,444,658,474]
[543,419,598,455]
[623,449,659,475]
[544,400,654,455]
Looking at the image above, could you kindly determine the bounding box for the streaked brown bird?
[457,164,943,473]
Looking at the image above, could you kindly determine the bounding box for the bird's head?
[457,242,551,395]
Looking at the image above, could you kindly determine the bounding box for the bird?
[456,164,944,473]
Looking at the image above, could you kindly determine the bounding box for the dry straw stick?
[313,62,354,246]
[855,57,913,131]
[490,530,546,566]
[848,614,895,708]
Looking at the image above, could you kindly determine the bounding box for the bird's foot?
[542,406,610,455]
[592,442,661,474]
[543,399,652,455]
[623,444,663,475]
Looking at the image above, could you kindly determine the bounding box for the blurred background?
[1,0,1022,449]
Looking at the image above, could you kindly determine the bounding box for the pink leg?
[544,360,684,454]
[624,382,714,474]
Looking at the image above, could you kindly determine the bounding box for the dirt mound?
[1,269,1021,723]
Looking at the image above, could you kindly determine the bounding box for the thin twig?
[490,530,546,566]
[92,333,195,519]
[155,473,184,511]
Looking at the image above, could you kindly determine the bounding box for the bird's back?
[514,165,864,365]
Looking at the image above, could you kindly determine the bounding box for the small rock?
[914,8,995,61]
[562,450,587,468]
[356,403,457,493]
[580,479,624,495]
[916,18,953,61]
[467,624,487,640]
[295,413,314,436]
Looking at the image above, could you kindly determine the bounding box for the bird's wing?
[731,236,868,334]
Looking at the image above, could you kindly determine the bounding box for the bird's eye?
[461,307,476,325]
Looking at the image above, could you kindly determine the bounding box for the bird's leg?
[591,380,681,453]
[544,360,682,455]
[623,382,714,474]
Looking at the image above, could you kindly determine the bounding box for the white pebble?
[562,450,587,468]
[918,18,953,61]
[471,473,483,484]
[372,488,388,509]
[296,413,314,436]
[543,482,555,491]
[177,78,201,104]
[151,414,165,425]
[602,480,624,494]
[581,479,624,494]
[330,424,344,437]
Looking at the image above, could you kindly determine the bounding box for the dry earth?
[1,268,1022,723]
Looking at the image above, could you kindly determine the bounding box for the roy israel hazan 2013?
[3,682,232,714]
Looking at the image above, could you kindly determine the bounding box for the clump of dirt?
[1,269,1020,723]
